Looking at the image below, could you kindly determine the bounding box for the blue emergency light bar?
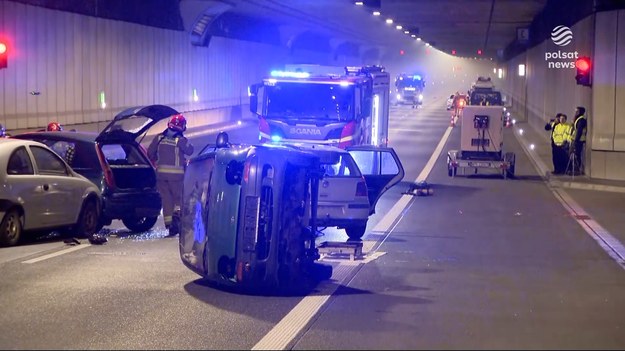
[270,70,310,78]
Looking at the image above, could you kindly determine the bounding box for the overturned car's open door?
[346,146,404,215]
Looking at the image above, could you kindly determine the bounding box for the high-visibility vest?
[572,115,587,142]
[156,136,185,175]
[553,122,571,146]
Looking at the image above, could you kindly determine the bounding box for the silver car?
[285,143,404,240]
[0,138,102,247]
[446,94,455,110]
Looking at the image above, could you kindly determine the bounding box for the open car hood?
[95,105,180,143]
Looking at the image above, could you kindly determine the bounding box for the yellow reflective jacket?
[553,122,572,146]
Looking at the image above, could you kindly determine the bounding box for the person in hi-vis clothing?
[147,114,194,236]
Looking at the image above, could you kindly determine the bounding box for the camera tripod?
[565,152,583,178]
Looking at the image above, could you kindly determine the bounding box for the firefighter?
[147,114,194,236]
[450,93,466,126]
[46,122,63,131]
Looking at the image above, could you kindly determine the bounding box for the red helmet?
[47,122,63,131]
[168,114,187,132]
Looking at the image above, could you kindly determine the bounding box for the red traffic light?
[0,42,7,69]
[399,49,405,55]
[575,56,591,87]
[477,49,482,55]
[451,49,456,55]
[575,57,590,72]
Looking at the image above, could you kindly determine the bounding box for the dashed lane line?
[22,244,91,264]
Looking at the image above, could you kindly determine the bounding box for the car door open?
[346,146,404,215]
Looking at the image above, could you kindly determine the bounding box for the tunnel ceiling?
[215,0,549,59]
[14,0,569,60]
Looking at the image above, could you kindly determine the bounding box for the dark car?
[11,105,180,233]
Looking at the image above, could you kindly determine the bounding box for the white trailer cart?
[447,105,515,179]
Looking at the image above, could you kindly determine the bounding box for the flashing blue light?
[270,70,310,78]
[413,75,422,80]
[271,135,283,142]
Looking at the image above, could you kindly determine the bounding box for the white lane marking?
[253,125,454,350]
[514,126,625,269]
[320,251,387,264]
[251,264,354,350]
[22,244,90,264]
[372,126,454,233]
[557,180,625,194]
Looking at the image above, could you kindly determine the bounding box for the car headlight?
[418,94,423,101]
[396,94,402,100]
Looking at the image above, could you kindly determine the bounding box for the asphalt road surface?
[2,96,625,350]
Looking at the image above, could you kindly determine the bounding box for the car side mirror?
[249,84,261,114]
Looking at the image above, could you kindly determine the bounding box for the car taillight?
[95,143,116,190]
[356,177,368,197]
[338,121,356,149]
[243,160,251,184]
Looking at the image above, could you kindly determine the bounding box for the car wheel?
[0,209,23,247]
[345,225,366,240]
[122,216,158,233]
[71,200,100,238]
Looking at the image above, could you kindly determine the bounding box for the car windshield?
[265,82,355,121]
[470,91,502,105]
[396,76,425,89]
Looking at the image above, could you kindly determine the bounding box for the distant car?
[10,105,178,233]
[0,138,102,246]
[446,94,455,110]
[283,143,404,240]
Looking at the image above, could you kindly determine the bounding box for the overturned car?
[179,137,331,292]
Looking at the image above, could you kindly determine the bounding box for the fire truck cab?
[249,65,390,148]
[393,73,425,107]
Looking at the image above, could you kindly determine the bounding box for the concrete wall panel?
[614,10,625,151]
[593,11,617,151]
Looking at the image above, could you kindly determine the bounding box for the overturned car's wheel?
[122,216,158,233]
[345,225,366,240]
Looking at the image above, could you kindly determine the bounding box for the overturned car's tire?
[345,225,366,240]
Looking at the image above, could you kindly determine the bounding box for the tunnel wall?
[0,2,364,133]
[501,9,625,181]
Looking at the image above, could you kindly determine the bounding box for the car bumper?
[315,201,369,227]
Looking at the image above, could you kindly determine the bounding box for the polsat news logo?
[545,25,579,68]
